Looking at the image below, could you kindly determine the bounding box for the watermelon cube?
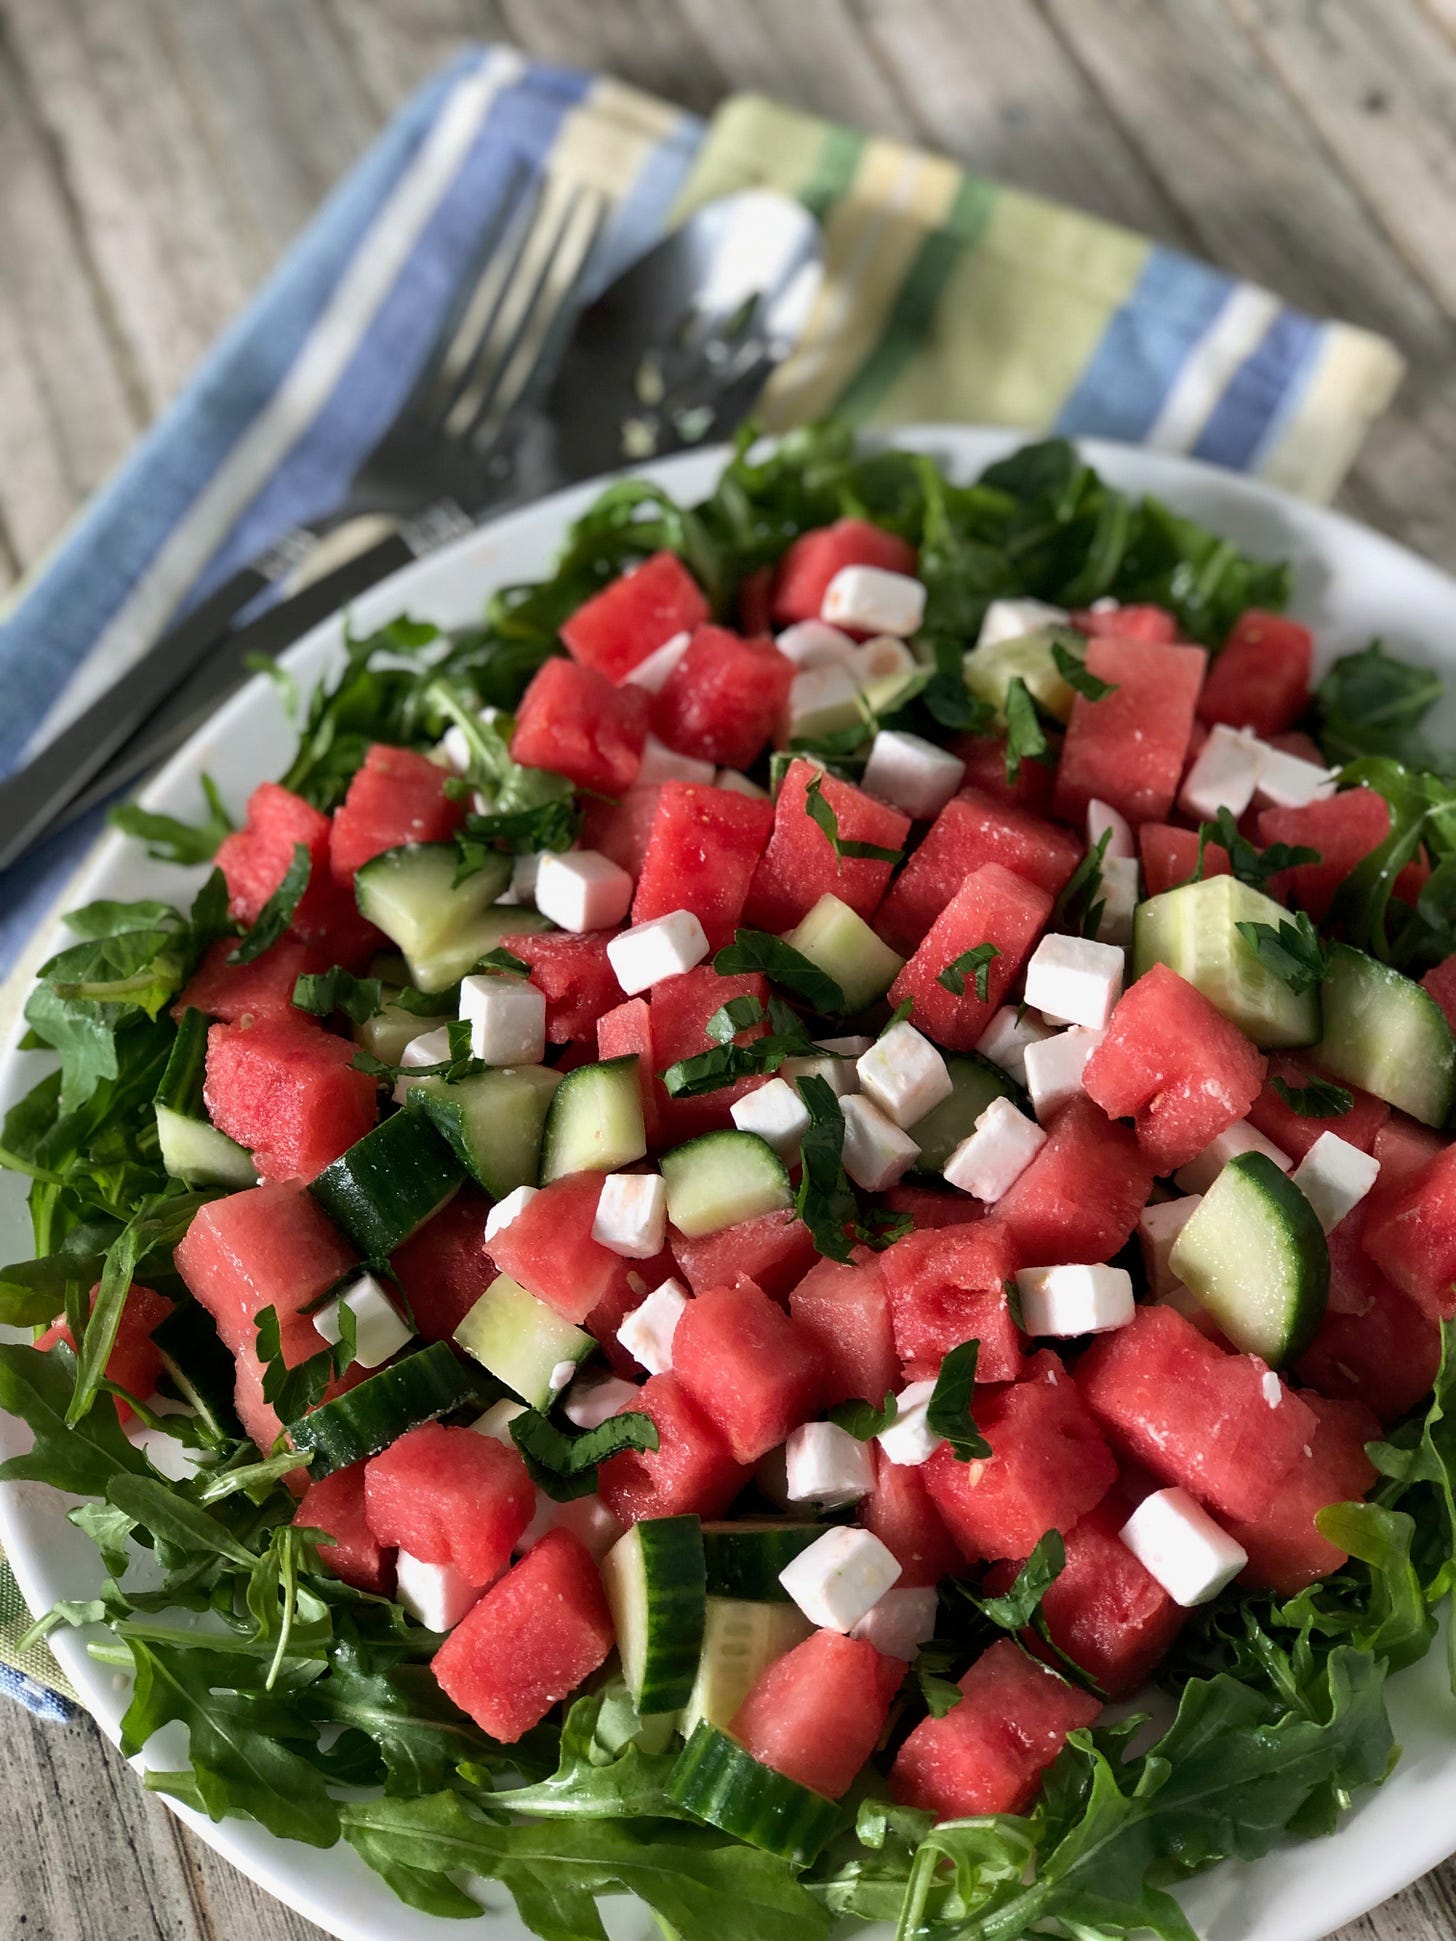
[579,785,665,878]
[1138,823,1231,898]
[1247,1053,1389,1161]
[745,758,910,934]
[329,743,465,885]
[950,732,1057,815]
[1073,604,1179,644]
[487,1172,627,1325]
[877,789,1083,956]
[174,937,325,1027]
[771,518,917,628]
[1083,963,1267,1172]
[560,551,710,681]
[203,1017,377,1182]
[37,1281,171,1425]
[890,1638,1099,1819]
[1423,953,1456,1035]
[651,966,771,1141]
[671,1209,817,1306]
[584,1253,674,1379]
[501,929,624,1046]
[432,1529,614,1740]
[1295,1270,1439,1425]
[1370,1115,1446,1208]
[789,1253,897,1405]
[215,781,377,966]
[175,1181,359,1364]
[737,565,773,636]
[1197,611,1313,738]
[391,1187,496,1343]
[1257,788,1402,922]
[652,627,794,770]
[510,658,649,796]
[925,1352,1117,1563]
[598,998,665,1145]
[364,1422,535,1588]
[879,1221,1022,1377]
[1053,639,1207,826]
[994,1095,1154,1268]
[671,1282,824,1462]
[597,1373,749,1523]
[732,1630,904,1799]
[631,782,775,951]
[1360,1140,1456,1319]
[888,863,1052,1053]
[1225,1392,1379,1593]
[858,1446,963,1587]
[1076,1305,1316,1521]
[878,1184,986,1230]
[293,1462,393,1596]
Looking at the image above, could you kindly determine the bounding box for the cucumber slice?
[962,626,1079,724]
[155,1010,257,1188]
[411,1066,561,1197]
[701,1521,826,1601]
[1169,1150,1329,1365]
[601,1516,707,1715]
[540,1057,648,1183]
[1314,943,1456,1129]
[1132,875,1321,1048]
[411,907,552,997]
[681,1596,813,1736]
[453,1273,594,1409]
[309,1113,462,1258]
[909,1052,1026,1175]
[355,841,509,959]
[660,1131,793,1238]
[668,1722,840,1866]
[356,996,450,1066]
[784,895,905,1014]
[288,1342,482,1475]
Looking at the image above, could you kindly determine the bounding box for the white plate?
[4,428,1456,1941]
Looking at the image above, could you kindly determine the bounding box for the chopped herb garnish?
[228,843,311,965]
[803,770,904,865]
[508,1408,659,1502]
[938,941,999,1002]
[1271,1075,1355,1118]
[1051,637,1117,701]
[827,1393,898,1440]
[292,968,386,1025]
[1196,805,1320,891]
[713,929,846,1013]
[1235,910,1331,995]
[1002,676,1049,786]
[927,1339,990,1461]
[1053,827,1112,939]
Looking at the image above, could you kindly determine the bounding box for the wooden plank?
[317,0,487,115]
[671,0,915,126]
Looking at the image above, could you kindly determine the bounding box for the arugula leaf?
[1329,756,1445,966]
[793,1074,859,1265]
[509,1409,659,1503]
[1235,911,1330,995]
[938,942,999,1002]
[301,1640,502,1796]
[1002,677,1048,786]
[1271,1075,1353,1118]
[828,1393,898,1440]
[926,1340,991,1460]
[1196,805,1319,891]
[977,1530,1066,1630]
[0,1341,150,1494]
[496,1689,691,1823]
[1052,828,1111,939]
[803,771,903,865]
[228,843,311,965]
[107,1473,256,1569]
[68,1191,212,1426]
[713,931,845,1014]
[110,774,234,864]
[26,926,190,1111]
[291,967,385,1025]
[1317,640,1451,773]
[64,899,182,941]
[1051,636,1116,701]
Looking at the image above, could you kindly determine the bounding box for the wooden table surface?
[1,2,1454,1937]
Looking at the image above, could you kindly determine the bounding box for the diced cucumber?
[660,1131,793,1238]
[909,1052,1026,1175]
[681,1596,813,1737]
[1169,1151,1329,1365]
[356,996,450,1066]
[355,842,509,961]
[784,895,905,1014]
[701,1521,826,1601]
[288,1342,482,1476]
[601,1516,707,1715]
[1314,943,1456,1129]
[454,1273,594,1409]
[1132,875,1321,1048]
[411,1065,561,1198]
[962,626,1079,724]
[669,1722,840,1865]
[154,1009,257,1187]
[308,1113,462,1258]
[540,1057,647,1183]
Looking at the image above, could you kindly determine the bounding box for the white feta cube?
[862,730,966,820]
[784,1421,876,1508]
[822,565,926,638]
[849,1585,940,1661]
[438,706,500,775]
[606,909,710,996]
[1290,1132,1381,1234]
[623,629,691,693]
[548,1359,578,1394]
[943,1095,1047,1201]
[484,1184,539,1245]
[856,1021,954,1128]
[788,663,862,741]
[779,1052,859,1097]
[1024,933,1124,1030]
[1087,797,1135,861]
[848,634,918,689]
[1138,1195,1203,1298]
[1023,1026,1106,1124]
[520,1491,623,1562]
[534,849,634,933]
[1251,742,1337,810]
[840,1093,920,1191]
[714,767,769,798]
[875,1380,943,1467]
[471,1398,527,1444]
[1174,1120,1292,1194]
[778,1525,903,1632]
[591,1172,668,1259]
[459,972,547,1066]
[563,1375,641,1432]
[637,733,716,786]
[775,619,857,669]
[394,1551,482,1631]
[1015,1262,1135,1337]
[511,851,543,904]
[974,1006,1057,1086]
[1119,1488,1248,1607]
[1178,723,1264,823]
[976,597,1067,649]
[617,1278,689,1376]
[312,1272,414,1369]
[392,1024,452,1103]
[1095,855,1141,947]
[731,1076,811,1159]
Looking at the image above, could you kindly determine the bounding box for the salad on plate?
[5,426,1456,1941]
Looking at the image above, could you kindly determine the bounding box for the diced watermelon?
[771,518,917,627]
[293,1462,393,1595]
[329,743,465,885]
[597,998,665,1145]
[560,551,710,681]
[500,929,624,1045]
[672,1209,818,1304]
[732,1630,904,1799]
[858,1446,963,1586]
[889,863,1052,1053]
[176,1182,358,1364]
[1257,787,1416,922]
[879,1221,1022,1376]
[583,1252,674,1379]
[671,1282,823,1462]
[1072,604,1180,644]
[631,782,775,951]
[597,1373,749,1523]
[215,781,377,966]
[364,1422,534,1587]
[650,966,771,1141]
[788,1253,897,1405]
[1295,1268,1439,1425]
[579,784,664,878]
[925,1352,1116,1563]
[1083,963,1267,1172]
[652,626,794,769]
[233,1351,365,1470]
[878,1184,986,1230]
[1197,611,1313,738]
[1138,823,1231,897]
[1360,1139,1456,1319]
[432,1529,614,1741]
[174,937,325,1027]
[994,1096,1154,1268]
[737,564,773,636]
[890,1637,1099,1819]
[391,1188,495,1343]
[510,658,649,796]
[203,1017,377,1182]
[745,758,910,934]
[1246,1053,1390,1161]
[1370,1115,1446,1210]
[950,733,1057,815]
[1053,639,1207,826]
[876,789,1082,956]
[1226,1393,1379,1593]
[37,1281,171,1425]
[1423,952,1456,1035]
[486,1173,627,1325]
[1076,1305,1316,1521]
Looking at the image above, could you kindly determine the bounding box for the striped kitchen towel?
[0,45,1405,1710]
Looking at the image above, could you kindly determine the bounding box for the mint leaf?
[111,774,234,865]
[1196,805,1320,891]
[1003,677,1048,786]
[1235,911,1330,995]
[978,1530,1066,1630]
[828,1393,898,1440]
[1271,1075,1353,1118]
[228,843,311,965]
[1052,637,1116,701]
[509,1408,659,1504]
[713,930,845,1014]
[474,946,531,979]
[793,1074,859,1265]
[927,1339,990,1460]
[803,771,902,865]
[707,995,766,1042]
[1053,828,1112,939]
[291,968,386,1025]
[938,942,999,1001]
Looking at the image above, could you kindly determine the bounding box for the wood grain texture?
[0,2,1453,1937]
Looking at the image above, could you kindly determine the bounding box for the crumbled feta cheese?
[484,1185,539,1245]
[534,849,634,933]
[1174,1120,1292,1194]
[856,1021,954,1128]
[392,1024,452,1104]
[312,1272,414,1369]
[1138,1195,1203,1298]
[1095,856,1140,947]
[775,619,857,669]
[822,565,926,638]
[974,1006,1058,1086]
[862,730,966,821]
[519,1491,623,1562]
[471,1399,527,1444]
[784,1422,876,1508]
[849,1585,940,1661]
[1251,742,1337,810]
[876,1380,942,1467]
[1022,1027,1106,1123]
[839,1093,920,1191]
[459,972,547,1066]
[394,1552,481,1630]
[623,629,691,693]
[606,909,710,996]
[548,1360,578,1395]
[1178,723,1264,822]
[1119,1489,1249,1607]
[563,1375,641,1432]
[591,1172,668,1260]
[778,1052,859,1097]
[778,1526,903,1632]
[943,1095,1046,1201]
[976,598,1067,649]
[617,1279,689,1376]
[1260,1370,1284,1409]
[1015,1263,1135,1337]
[1087,798,1135,861]
[731,1076,812,1160]
[1024,933,1124,1030]
[1290,1131,1381,1234]
[787,663,862,741]
[714,767,769,798]
[636,733,716,786]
